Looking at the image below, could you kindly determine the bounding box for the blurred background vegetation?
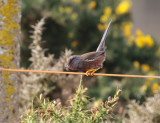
[20,0,160,121]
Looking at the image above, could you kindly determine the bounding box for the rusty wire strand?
[0,68,160,79]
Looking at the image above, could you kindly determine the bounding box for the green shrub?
[20,76,122,123]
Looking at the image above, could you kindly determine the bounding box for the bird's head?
[65,55,81,70]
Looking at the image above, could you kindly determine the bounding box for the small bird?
[66,20,112,76]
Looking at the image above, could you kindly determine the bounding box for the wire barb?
[0,67,160,79]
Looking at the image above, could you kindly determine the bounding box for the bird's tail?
[96,20,112,52]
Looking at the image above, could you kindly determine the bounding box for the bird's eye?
[70,61,74,65]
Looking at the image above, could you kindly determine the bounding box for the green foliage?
[20,76,122,123]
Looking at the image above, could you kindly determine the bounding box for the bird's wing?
[81,51,105,62]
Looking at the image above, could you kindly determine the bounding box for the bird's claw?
[91,71,95,76]
[86,68,100,76]
[86,71,95,76]
[86,71,91,76]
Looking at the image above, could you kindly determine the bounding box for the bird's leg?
[86,69,94,76]
[91,68,100,76]
[86,68,101,76]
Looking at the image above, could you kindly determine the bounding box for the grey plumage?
[96,20,112,52]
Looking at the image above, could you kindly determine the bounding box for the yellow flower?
[100,7,112,23]
[88,1,96,9]
[97,23,109,31]
[135,35,154,48]
[144,35,154,48]
[135,29,144,48]
[100,15,108,23]
[152,83,159,93]
[68,32,74,38]
[71,40,78,47]
[136,29,143,36]
[71,13,78,20]
[123,22,132,38]
[141,64,151,72]
[104,23,108,29]
[97,24,104,31]
[115,0,131,15]
[133,61,140,69]
[134,29,154,48]
[135,36,145,48]
[104,7,112,16]
[73,0,81,3]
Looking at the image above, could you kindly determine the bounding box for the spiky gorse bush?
[20,76,122,123]
[20,18,96,109]
[124,90,160,123]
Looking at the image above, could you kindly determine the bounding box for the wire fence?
[0,67,160,79]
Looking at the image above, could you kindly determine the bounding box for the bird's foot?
[86,70,92,76]
[86,68,100,76]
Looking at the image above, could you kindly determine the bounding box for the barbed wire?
[0,67,160,79]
